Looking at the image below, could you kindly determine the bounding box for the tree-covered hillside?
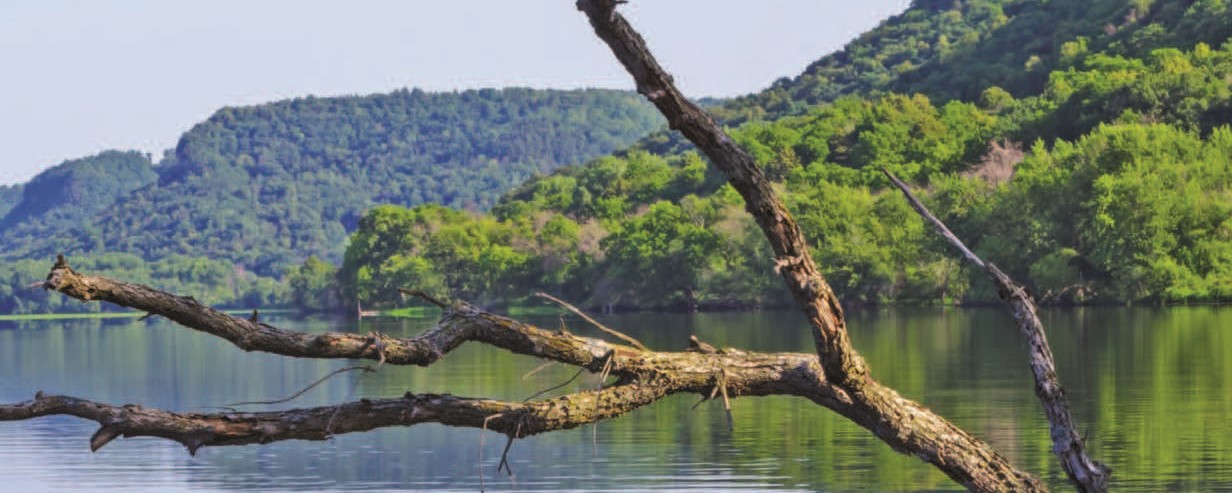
[8,0,1232,314]
[0,184,23,218]
[719,0,1232,122]
[0,150,157,256]
[335,0,1232,310]
[1,88,663,277]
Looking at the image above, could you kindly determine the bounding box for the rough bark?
[0,4,1091,491]
[12,259,858,449]
[576,1,1043,491]
[884,171,1111,492]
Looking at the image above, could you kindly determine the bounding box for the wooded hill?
[4,0,1231,313]
[336,0,1232,311]
[0,88,663,312]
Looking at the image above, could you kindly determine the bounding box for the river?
[1,306,1229,491]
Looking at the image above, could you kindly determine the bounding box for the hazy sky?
[0,1,910,186]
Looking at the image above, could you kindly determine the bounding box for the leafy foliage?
[721,0,1232,123]
[0,151,157,255]
[8,0,1232,313]
[1,89,663,277]
[0,184,22,218]
[343,34,1232,308]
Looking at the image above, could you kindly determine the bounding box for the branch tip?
[90,425,122,452]
[534,292,648,351]
[397,288,448,308]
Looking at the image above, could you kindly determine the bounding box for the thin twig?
[881,169,986,269]
[479,413,505,493]
[521,361,556,380]
[323,332,387,437]
[718,368,734,432]
[534,292,648,351]
[691,385,721,410]
[224,365,374,407]
[497,418,522,480]
[522,367,585,402]
[397,288,448,308]
[592,351,614,450]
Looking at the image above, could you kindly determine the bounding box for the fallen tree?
[0,2,1107,492]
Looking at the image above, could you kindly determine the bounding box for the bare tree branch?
[7,3,1094,491]
[575,1,1044,491]
[534,291,648,351]
[884,169,1111,492]
[9,260,870,456]
[42,259,621,373]
[0,386,666,455]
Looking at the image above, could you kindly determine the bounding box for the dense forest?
[4,0,1231,313]
[720,0,1232,122]
[0,89,663,313]
[331,0,1232,311]
[0,184,23,218]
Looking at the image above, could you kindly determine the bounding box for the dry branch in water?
[575,1,1046,490]
[883,169,1110,492]
[0,4,1107,492]
[4,259,852,456]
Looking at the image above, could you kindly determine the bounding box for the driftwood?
[576,1,1044,491]
[0,3,1109,492]
[5,259,850,451]
[883,170,1110,492]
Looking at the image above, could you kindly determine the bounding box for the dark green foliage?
[716,0,1020,122]
[284,256,342,313]
[11,0,1232,312]
[0,184,22,218]
[720,0,1232,124]
[1014,44,1232,141]
[342,93,994,308]
[1,89,662,277]
[945,123,1232,303]
[340,7,1232,307]
[0,151,157,255]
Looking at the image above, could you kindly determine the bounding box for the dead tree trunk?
[576,1,1041,491]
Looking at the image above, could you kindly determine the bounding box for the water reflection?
[1,307,1229,491]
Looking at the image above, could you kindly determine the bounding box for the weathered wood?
[575,1,1043,491]
[11,260,867,452]
[884,169,1111,492]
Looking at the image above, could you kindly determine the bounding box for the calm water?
[1,307,1230,492]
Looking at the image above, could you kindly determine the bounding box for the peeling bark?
[575,1,1044,491]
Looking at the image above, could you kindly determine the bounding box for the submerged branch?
[0,386,665,454]
[12,257,860,455]
[576,1,1042,491]
[884,169,1110,492]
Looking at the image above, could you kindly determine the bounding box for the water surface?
[1,307,1229,491]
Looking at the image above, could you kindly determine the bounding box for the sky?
[0,0,910,186]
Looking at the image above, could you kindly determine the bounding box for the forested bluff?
[2,0,1230,314]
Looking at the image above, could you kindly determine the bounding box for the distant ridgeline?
[336,0,1232,311]
[5,0,1232,314]
[0,88,664,313]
